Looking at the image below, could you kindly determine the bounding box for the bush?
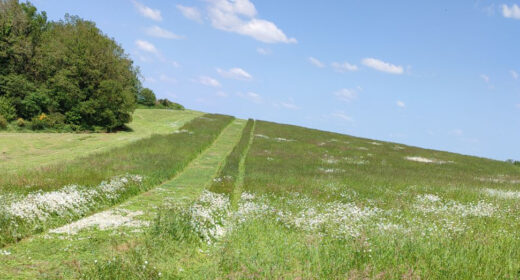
[138,88,156,106]
[46,113,65,128]
[0,97,17,121]
[0,115,7,130]
[16,118,25,127]
[30,116,47,130]
[157,99,185,110]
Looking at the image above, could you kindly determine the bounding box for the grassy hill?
[1,111,519,279]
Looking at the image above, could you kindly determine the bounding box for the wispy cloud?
[396,100,406,108]
[135,40,158,54]
[331,61,358,72]
[480,74,490,83]
[216,91,228,97]
[308,57,325,68]
[257,47,270,55]
[334,88,360,102]
[217,67,252,80]
[206,0,296,44]
[133,1,162,21]
[331,112,354,123]
[159,74,177,84]
[197,76,221,87]
[502,4,520,19]
[362,58,404,74]
[177,5,203,23]
[237,92,263,103]
[145,26,183,39]
[511,70,519,80]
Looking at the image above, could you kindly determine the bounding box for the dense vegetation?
[0,0,142,131]
[0,114,234,247]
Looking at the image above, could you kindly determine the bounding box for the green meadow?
[1,112,520,279]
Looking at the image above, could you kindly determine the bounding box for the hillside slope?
[1,115,520,279]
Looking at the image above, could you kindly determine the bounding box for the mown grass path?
[0,119,246,280]
[231,121,256,209]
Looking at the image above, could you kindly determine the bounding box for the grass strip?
[0,114,234,247]
[209,119,255,197]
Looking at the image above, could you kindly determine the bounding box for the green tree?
[138,88,156,106]
[1,2,140,130]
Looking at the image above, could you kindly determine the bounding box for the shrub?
[16,118,25,127]
[30,116,47,130]
[138,88,156,106]
[0,115,7,130]
[0,97,17,121]
[46,113,65,128]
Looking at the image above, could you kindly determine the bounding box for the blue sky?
[33,0,520,161]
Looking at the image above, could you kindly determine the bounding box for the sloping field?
[2,117,520,279]
[0,113,234,248]
[0,109,203,173]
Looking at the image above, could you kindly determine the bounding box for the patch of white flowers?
[0,175,142,223]
[483,188,520,199]
[254,134,295,142]
[0,249,11,256]
[415,194,496,217]
[188,191,232,243]
[477,176,520,184]
[405,156,452,164]
[50,209,148,235]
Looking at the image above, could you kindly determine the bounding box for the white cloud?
[480,74,490,83]
[145,26,183,39]
[308,57,325,68]
[135,40,158,54]
[133,1,162,21]
[217,67,252,80]
[216,91,228,97]
[237,92,262,103]
[396,100,406,108]
[198,76,221,87]
[331,61,358,72]
[177,5,203,23]
[159,74,177,84]
[362,58,404,74]
[257,47,270,55]
[511,70,519,80]
[207,0,296,44]
[502,4,520,19]
[331,112,353,123]
[171,61,181,68]
[280,102,298,109]
[334,88,359,102]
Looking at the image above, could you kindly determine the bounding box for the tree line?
[0,0,181,132]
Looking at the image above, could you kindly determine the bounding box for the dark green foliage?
[137,98,185,110]
[0,114,6,129]
[0,96,16,120]
[137,88,156,106]
[210,119,254,194]
[0,1,140,130]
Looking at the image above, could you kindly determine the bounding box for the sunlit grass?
[0,114,234,247]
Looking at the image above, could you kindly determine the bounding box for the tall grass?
[0,114,234,247]
[65,120,520,278]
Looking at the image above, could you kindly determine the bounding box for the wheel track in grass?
[231,120,256,209]
[0,118,247,280]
